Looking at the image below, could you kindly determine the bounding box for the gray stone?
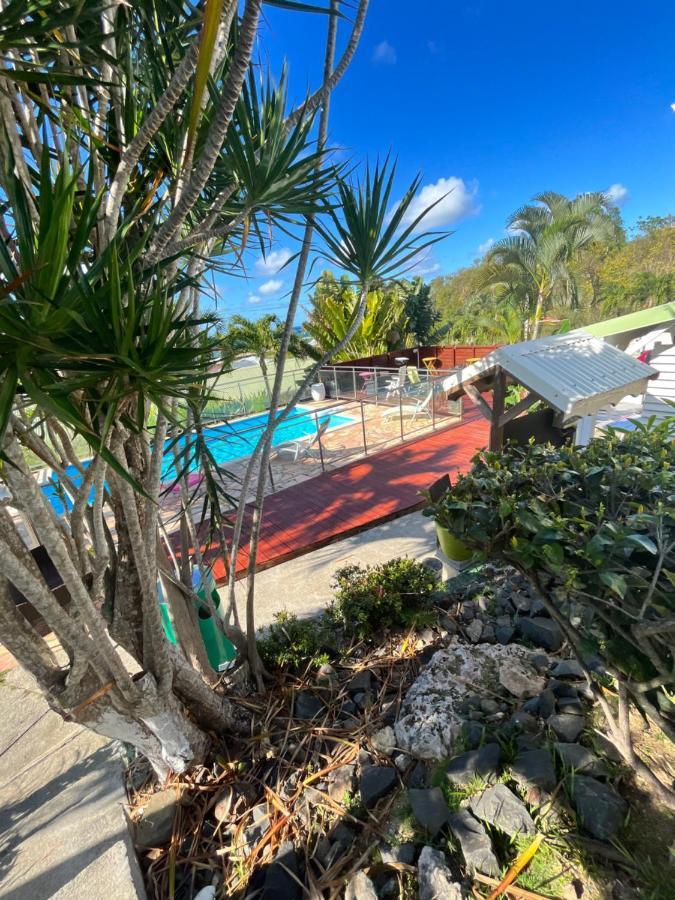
[327,764,355,801]
[408,760,427,788]
[408,787,450,835]
[499,658,546,699]
[538,689,556,719]
[558,698,584,715]
[445,744,501,788]
[481,698,500,715]
[462,721,487,749]
[495,625,515,644]
[345,870,378,900]
[395,644,541,760]
[347,670,372,693]
[549,679,579,699]
[135,788,177,847]
[469,783,535,837]
[242,804,271,851]
[521,697,540,715]
[417,627,437,646]
[261,841,300,900]
[360,766,397,809]
[552,659,585,679]
[549,713,585,742]
[371,726,396,756]
[353,691,369,710]
[448,810,500,877]
[510,591,532,612]
[570,776,627,841]
[508,711,539,733]
[439,615,458,636]
[417,846,466,900]
[482,624,496,643]
[531,653,550,672]
[380,842,416,865]
[466,620,483,643]
[393,753,409,772]
[295,691,324,719]
[554,743,608,777]
[512,749,557,792]
[518,617,563,651]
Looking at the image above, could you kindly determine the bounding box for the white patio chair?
[271,418,330,462]
[380,387,434,424]
[384,365,408,399]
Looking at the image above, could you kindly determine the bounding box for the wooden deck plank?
[214,413,489,582]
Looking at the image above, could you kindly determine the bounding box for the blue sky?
[214,0,675,321]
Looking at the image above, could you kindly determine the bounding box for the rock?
[552,659,585,679]
[135,788,177,847]
[459,601,476,622]
[417,627,437,647]
[327,764,355,801]
[499,658,546,699]
[549,680,578,699]
[554,743,608,777]
[480,698,500,715]
[448,810,500,877]
[538,689,556,719]
[347,670,372,693]
[395,644,542,759]
[516,734,542,752]
[408,760,427,789]
[261,841,300,900]
[439,615,458,636]
[469,784,535,837]
[408,787,450,835]
[508,711,539,734]
[462,722,487,749]
[445,744,501,788]
[421,556,444,577]
[549,713,585,742]
[312,835,332,866]
[517,617,563,651]
[465,620,483,643]
[510,591,532,612]
[570,776,627,841]
[530,653,550,672]
[371,726,397,756]
[295,691,324,719]
[481,624,496,643]
[512,749,557,792]
[359,766,397,809]
[330,822,356,846]
[242,804,271,851]
[380,842,416,865]
[521,697,540,715]
[495,625,515,644]
[417,846,465,900]
[393,753,409,772]
[345,870,378,900]
[353,691,369,710]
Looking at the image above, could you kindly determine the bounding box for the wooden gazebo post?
[489,368,507,451]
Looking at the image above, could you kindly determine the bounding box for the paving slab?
[0,667,144,900]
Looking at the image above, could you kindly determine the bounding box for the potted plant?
[423,489,475,563]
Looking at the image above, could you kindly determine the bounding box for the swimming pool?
[40,405,353,513]
[161,404,353,479]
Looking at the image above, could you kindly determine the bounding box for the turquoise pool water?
[41,405,353,514]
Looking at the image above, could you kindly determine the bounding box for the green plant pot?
[193,570,237,670]
[436,523,473,562]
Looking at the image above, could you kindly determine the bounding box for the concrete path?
[230,510,437,627]
[0,667,145,900]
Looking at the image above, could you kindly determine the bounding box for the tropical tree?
[483,191,620,338]
[223,313,312,395]
[0,0,372,773]
[303,271,410,360]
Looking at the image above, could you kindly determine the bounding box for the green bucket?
[157,584,178,645]
[436,523,473,562]
[193,570,237,670]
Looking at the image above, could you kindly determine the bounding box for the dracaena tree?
[0,0,373,775]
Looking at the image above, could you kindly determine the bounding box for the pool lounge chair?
[384,365,408,399]
[272,418,330,462]
[381,387,434,424]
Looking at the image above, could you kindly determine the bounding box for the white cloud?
[254,248,291,276]
[248,294,261,305]
[478,237,494,255]
[670,102,675,112]
[372,40,397,65]
[259,278,282,296]
[401,176,479,230]
[409,248,441,278]
[605,183,629,206]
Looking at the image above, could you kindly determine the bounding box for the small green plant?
[257,611,333,671]
[329,557,437,640]
[508,834,572,896]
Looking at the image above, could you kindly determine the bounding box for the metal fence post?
[314,412,325,472]
[399,388,404,441]
[352,367,357,400]
[333,366,338,400]
[432,381,436,430]
[360,401,368,456]
[374,368,379,405]
[268,461,276,492]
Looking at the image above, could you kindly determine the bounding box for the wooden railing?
[332,345,498,370]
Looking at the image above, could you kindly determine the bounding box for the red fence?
[332,345,498,370]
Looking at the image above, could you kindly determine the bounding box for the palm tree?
[484,192,620,339]
[223,314,312,397]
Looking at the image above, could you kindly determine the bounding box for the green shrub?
[258,611,333,671]
[329,557,438,640]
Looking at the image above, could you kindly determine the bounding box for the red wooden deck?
[204,409,488,584]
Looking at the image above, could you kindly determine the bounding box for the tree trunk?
[531,290,545,339]
[259,356,272,400]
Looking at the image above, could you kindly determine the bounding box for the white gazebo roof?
[442,331,658,422]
